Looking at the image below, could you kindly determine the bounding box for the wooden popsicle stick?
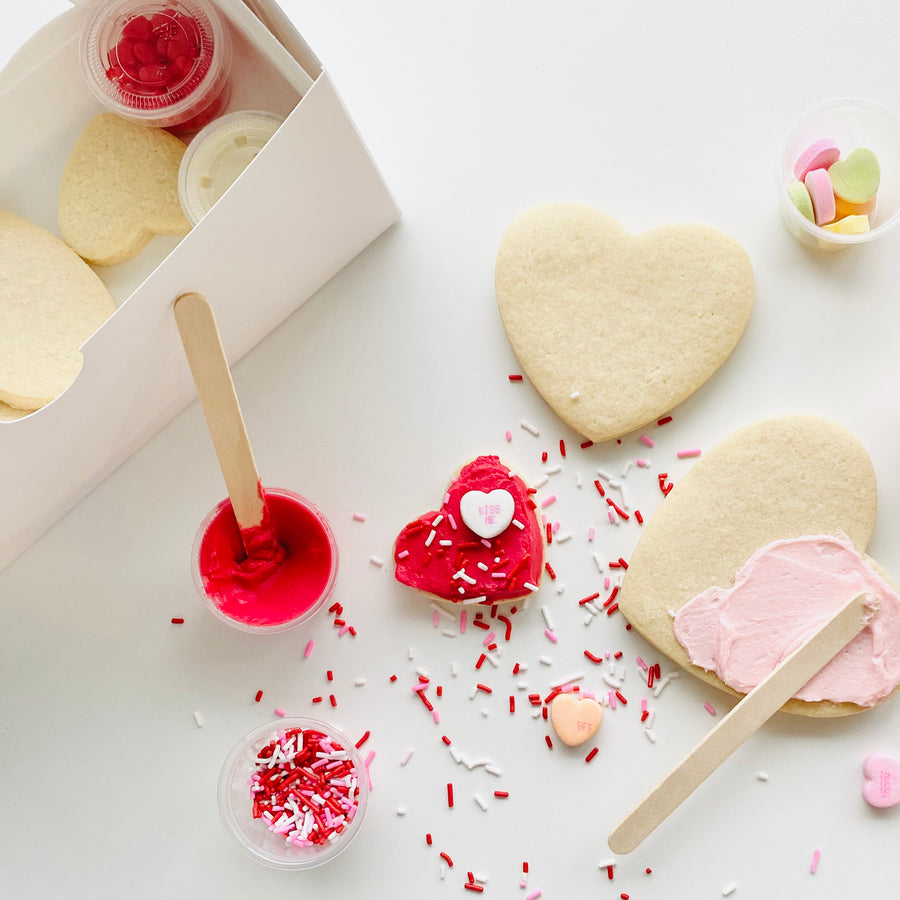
[174,292,265,532]
[608,591,873,855]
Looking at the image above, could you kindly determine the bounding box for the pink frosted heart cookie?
[393,456,543,604]
[549,692,603,747]
[862,754,900,808]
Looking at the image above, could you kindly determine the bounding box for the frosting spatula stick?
[608,591,873,855]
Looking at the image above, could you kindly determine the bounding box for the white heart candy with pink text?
[459,489,515,539]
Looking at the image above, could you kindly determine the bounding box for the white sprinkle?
[451,661,458,676]
[425,530,436,547]
[757,772,769,782]
[352,512,367,522]
[449,746,462,764]
[570,390,580,400]
[524,582,540,592]
[430,602,455,620]
[439,539,453,547]
[583,613,593,625]
[517,681,529,690]
[616,664,626,681]
[460,570,477,585]
[477,562,489,571]
[539,655,553,666]
[432,514,443,527]
[644,729,657,743]
[485,652,501,668]
[601,673,622,689]
[400,748,414,766]
[592,553,605,573]
[193,711,204,728]
[370,555,385,567]
[520,420,540,436]
[545,465,562,475]
[646,709,656,728]
[481,709,490,717]
[617,481,631,510]
[518,662,528,672]
[555,583,566,595]
[596,467,612,481]
[609,478,620,489]
[532,708,542,718]
[396,807,407,816]
[555,532,572,543]
[668,608,677,618]
[466,758,491,770]
[540,606,554,629]
[474,793,489,811]
[575,472,583,487]
[607,508,618,525]
[621,460,632,478]
[597,859,616,869]
[475,873,489,884]
[442,629,457,638]
[653,677,672,698]
[722,883,737,897]
[469,686,478,700]
[484,764,503,776]
[550,672,585,688]
[533,474,550,488]
[408,647,415,660]
[441,866,447,880]
[511,519,525,530]
[584,602,599,616]
[416,667,430,679]
[354,677,366,686]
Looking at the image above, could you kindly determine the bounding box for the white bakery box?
[0,0,399,571]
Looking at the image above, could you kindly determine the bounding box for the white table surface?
[3,1,900,897]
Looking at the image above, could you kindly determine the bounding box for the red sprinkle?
[170,617,184,624]
[440,851,454,867]
[615,690,628,705]
[389,674,398,682]
[603,586,620,607]
[544,562,557,580]
[546,523,552,544]
[513,663,521,675]
[442,735,452,746]
[613,651,623,659]
[579,592,601,606]
[545,735,553,749]
[476,653,487,669]
[618,557,629,569]
[464,884,484,893]
[254,690,263,703]
[645,867,652,874]
[635,509,644,524]
[426,833,433,845]
[497,614,513,642]
[509,695,516,713]
[476,683,493,694]
[593,479,606,497]
[585,747,599,763]
[328,601,342,614]
[606,603,619,616]
[523,862,530,873]
[327,670,334,681]
[541,451,548,463]
[584,650,604,663]
[559,439,566,457]
[355,730,371,748]
[329,694,337,707]
[607,865,614,880]
[580,440,594,449]
[508,374,523,381]
[494,790,509,798]
[447,783,454,808]
[437,685,443,697]
[606,497,629,519]
[473,619,491,630]
[312,696,323,703]
[657,415,673,426]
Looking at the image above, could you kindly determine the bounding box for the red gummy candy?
[121,15,152,41]
[166,37,190,59]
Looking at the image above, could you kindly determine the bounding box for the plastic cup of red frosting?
[80,0,232,135]
[218,717,369,869]
[191,488,338,633]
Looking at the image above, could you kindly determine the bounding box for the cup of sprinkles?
[218,718,369,869]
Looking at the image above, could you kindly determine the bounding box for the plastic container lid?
[178,110,284,223]
[80,0,232,131]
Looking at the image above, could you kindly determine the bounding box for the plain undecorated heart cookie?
[59,113,191,266]
[495,203,754,442]
[393,455,543,604]
[0,209,116,411]
[617,415,897,717]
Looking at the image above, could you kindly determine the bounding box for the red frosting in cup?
[197,489,336,627]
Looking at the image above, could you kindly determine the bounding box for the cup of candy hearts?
[218,718,369,870]
[777,98,900,250]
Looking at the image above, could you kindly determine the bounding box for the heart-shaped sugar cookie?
[393,456,543,604]
[549,693,603,747]
[59,113,191,266]
[0,210,116,411]
[618,416,896,717]
[862,754,900,808]
[495,203,754,442]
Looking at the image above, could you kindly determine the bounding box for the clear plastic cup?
[80,0,232,135]
[777,98,900,251]
[178,110,284,224]
[191,487,338,634]
[218,717,369,870]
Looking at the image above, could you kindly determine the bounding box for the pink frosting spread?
[393,456,543,603]
[673,534,900,706]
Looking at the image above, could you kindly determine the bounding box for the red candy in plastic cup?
[191,488,338,634]
[80,0,232,134]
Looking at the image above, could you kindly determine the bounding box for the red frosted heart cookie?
[393,456,543,604]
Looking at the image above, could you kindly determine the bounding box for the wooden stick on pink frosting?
[608,591,874,855]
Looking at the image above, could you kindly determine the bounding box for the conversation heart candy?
[862,754,900,808]
[459,489,515,539]
[822,215,870,235]
[787,180,815,222]
[793,138,841,181]
[828,148,881,204]
[549,693,603,747]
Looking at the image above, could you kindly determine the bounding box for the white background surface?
[3,1,900,898]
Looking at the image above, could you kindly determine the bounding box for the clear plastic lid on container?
[80,0,232,132]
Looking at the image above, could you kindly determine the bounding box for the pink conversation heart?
[862,754,900,808]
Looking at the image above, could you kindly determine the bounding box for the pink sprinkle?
[636,655,648,671]
[483,631,496,647]
[527,891,542,900]
[608,691,617,709]
[640,434,655,448]
[433,611,441,628]
[810,848,821,874]
[540,494,557,509]
[505,430,512,442]
[397,549,410,559]
[303,640,315,659]
[274,707,286,717]
[636,458,650,468]
[604,576,610,589]
[352,512,367,522]
[339,624,350,636]
[460,611,467,634]
[552,521,560,533]
[412,682,428,693]
[587,526,595,542]
[433,708,440,724]
[641,698,648,713]
[703,702,717,716]
[544,628,558,643]
[364,750,376,768]
[677,448,702,459]
[607,508,616,524]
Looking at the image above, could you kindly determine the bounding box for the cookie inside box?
[0,0,312,309]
